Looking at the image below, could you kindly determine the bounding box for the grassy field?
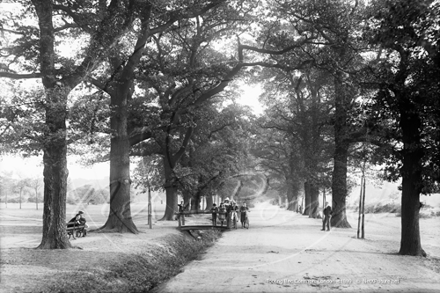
[0,202,221,293]
[0,201,167,229]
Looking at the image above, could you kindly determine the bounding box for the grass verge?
[41,230,221,293]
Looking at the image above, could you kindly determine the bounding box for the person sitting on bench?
[67,210,88,237]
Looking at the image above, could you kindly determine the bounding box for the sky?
[237,83,264,115]
[0,155,108,180]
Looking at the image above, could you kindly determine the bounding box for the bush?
[28,196,43,203]
[419,212,432,219]
[66,196,77,205]
[7,197,21,203]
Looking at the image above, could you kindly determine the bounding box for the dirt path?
[156,202,440,293]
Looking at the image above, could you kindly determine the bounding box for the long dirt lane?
[156,202,440,293]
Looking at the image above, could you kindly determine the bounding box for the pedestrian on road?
[211,203,218,226]
[224,197,232,227]
[177,201,188,224]
[218,203,226,226]
[240,203,249,228]
[321,202,332,231]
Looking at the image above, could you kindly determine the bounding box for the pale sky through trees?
[237,83,264,115]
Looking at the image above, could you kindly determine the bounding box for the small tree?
[14,178,28,209]
[30,177,43,210]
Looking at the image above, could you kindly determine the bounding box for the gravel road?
[155,202,440,293]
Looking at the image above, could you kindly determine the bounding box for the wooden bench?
[66,223,86,239]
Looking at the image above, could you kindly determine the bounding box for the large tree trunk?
[398,99,424,256]
[303,181,311,216]
[205,195,213,210]
[286,179,299,211]
[191,193,201,211]
[100,88,138,233]
[32,0,72,249]
[232,180,242,201]
[38,90,72,249]
[286,192,298,211]
[331,141,351,227]
[309,182,319,218]
[400,173,423,256]
[182,190,191,207]
[162,156,178,220]
[160,127,193,220]
[331,73,351,228]
[163,185,178,220]
[100,139,138,233]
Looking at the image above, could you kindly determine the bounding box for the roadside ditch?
[41,229,222,293]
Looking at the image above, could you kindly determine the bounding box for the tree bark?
[232,180,243,201]
[37,90,72,249]
[286,178,299,211]
[191,193,201,211]
[303,181,311,216]
[32,0,72,249]
[99,85,138,233]
[330,73,351,228]
[331,141,351,227]
[100,137,138,233]
[182,190,192,207]
[162,155,178,220]
[309,182,319,218]
[205,195,213,210]
[398,98,425,256]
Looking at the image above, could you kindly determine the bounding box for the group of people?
[210,197,249,228]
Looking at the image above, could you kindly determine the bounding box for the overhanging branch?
[0,72,42,79]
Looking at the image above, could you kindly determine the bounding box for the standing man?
[240,202,249,228]
[211,203,218,226]
[224,197,231,228]
[321,202,332,231]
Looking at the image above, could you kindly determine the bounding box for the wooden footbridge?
[175,210,236,232]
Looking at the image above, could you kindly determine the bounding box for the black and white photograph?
[0,0,439,292]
